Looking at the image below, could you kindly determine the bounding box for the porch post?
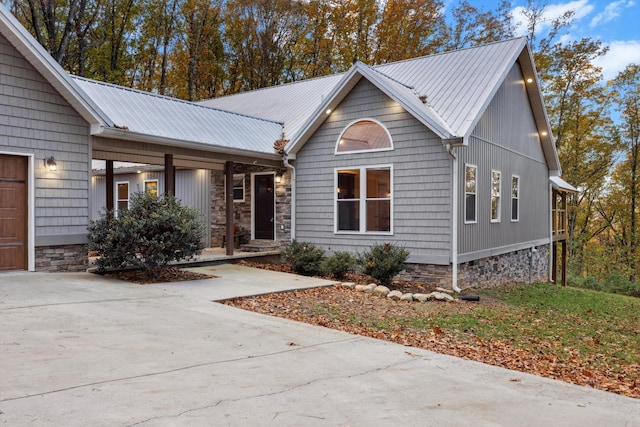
[225,161,235,256]
[561,240,568,286]
[106,160,114,216]
[164,154,175,195]
[552,241,557,284]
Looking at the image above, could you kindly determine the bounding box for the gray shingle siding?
[458,62,550,260]
[1,33,91,245]
[296,79,452,264]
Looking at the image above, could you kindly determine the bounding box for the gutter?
[447,144,462,293]
[284,153,297,239]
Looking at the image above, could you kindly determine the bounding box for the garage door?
[0,154,27,271]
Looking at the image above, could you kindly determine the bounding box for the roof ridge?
[374,37,527,69]
[71,75,284,126]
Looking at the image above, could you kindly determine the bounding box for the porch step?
[241,240,280,253]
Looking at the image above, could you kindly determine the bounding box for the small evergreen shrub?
[358,243,409,286]
[323,251,355,279]
[88,192,205,278]
[282,240,325,276]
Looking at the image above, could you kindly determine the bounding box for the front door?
[0,154,27,271]
[254,174,275,240]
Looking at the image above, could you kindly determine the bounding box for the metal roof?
[72,77,284,155]
[375,38,527,138]
[203,38,527,143]
[199,74,344,142]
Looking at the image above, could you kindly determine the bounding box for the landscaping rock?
[435,287,455,294]
[364,283,377,293]
[355,284,368,292]
[373,285,390,296]
[387,290,403,300]
[428,292,455,302]
[413,293,430,302]
[340,282,356,289]
[400,293,414,301]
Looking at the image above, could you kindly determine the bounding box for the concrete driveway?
[1,264,639,426]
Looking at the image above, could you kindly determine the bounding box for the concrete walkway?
[1,265,639,426]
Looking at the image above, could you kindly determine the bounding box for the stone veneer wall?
[210,165,291,248]
[396,244,549,290]
[35,244,88,272]
[397,264,452,288]
[457,244,549,289]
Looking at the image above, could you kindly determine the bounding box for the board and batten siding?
[457,62,550,261]
[0,33,90,246]
[295,78,452,265]
[91,169,211,246]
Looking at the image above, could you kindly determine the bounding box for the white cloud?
[593,40,640,81]
[512,0,594,37]
[590,0,635,27]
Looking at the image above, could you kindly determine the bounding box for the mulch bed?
[103,267,215,284]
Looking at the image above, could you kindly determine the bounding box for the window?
[464,164,477,223]
[116,182,129,216]
[511,175,520,222]
[144,179,158,196]
[491,170,501,222]
[233,174,245,202]
[336,119,393,154]
[336,166,392,233]
[224,174,245,202]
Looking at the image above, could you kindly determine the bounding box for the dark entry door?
[254,174,274,240]
[0,154,27,271]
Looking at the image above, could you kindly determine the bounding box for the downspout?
[549,183,553,282]
[447,144,462,293]
[284,154,296,240]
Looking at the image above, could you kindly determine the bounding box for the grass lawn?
[225,282,640,398]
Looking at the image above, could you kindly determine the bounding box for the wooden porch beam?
[106,160,114,215]
[164,154,175,196]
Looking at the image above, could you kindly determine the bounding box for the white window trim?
[334,164,393,235]
[116,181,129,217]
[491,170,501,223]
[334,118,394,155]
[464,164,477,224]
[144,179,158,195]
[223,173,246,203]
[511,175,520,222]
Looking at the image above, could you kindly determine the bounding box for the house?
[0,5,575,289]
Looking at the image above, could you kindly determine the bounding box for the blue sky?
[479,0,640,81]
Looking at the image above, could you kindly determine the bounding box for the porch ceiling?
[92,134,283,170]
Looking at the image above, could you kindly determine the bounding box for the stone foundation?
[457,245,549,289]
[397,263,452,288]
[396,245,549,290]
[35,244,88,272]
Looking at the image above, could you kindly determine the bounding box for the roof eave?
[98,128,283,163]
[287,63,456,155]
[0,7,110,128]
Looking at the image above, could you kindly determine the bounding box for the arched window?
[335,119,393,154]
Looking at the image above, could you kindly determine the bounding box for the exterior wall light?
[44,156,57,171]
[275,172,283,184]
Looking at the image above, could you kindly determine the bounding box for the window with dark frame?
[116,182,129,216]
[491,170,501,222]
[336,166,392,233]
[465,164,477,223]
[511,175,520,221]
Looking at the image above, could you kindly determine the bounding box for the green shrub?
[282,240,325,276]
[357,243,409,286]
[323,251,355,279]
[604,273,640,297]
[88,192,205,278]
